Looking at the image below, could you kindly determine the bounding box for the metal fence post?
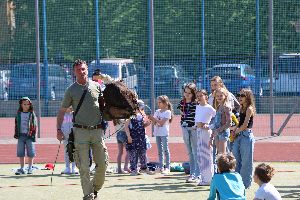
[43,0,49,116]
[268,0,274,135]
[201,0,207,90]
[255,0,261,112]
[148,0,155,136]
[95,0,100,66]
[35,0,41,138]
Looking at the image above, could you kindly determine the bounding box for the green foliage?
[0,0,299,62]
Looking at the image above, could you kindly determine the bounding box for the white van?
[275,53,300,95]
[89,58,138,91]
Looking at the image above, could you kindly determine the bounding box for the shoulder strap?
[73,89,88,122]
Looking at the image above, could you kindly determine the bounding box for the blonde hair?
[157,95,174,123]
[240,88,256,114]
[211,76,228,108]
[210,76,227,90]
[214,87,230,109]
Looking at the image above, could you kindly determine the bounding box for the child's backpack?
[100,81,138,121]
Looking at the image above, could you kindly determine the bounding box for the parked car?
[274,53,300,95]
[137,65,183,98]
[8,63,72,100]
[0,70,10,100]
[260,77,275,96]
[89,58,138,92]
[208,64,260,95]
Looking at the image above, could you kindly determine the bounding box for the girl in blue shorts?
[14,97,37,175]
[210,88,232,155]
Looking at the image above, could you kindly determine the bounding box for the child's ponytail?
[167,101,174,123]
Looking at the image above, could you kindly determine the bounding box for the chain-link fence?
[0,0,299,138]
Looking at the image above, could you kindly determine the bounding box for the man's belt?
[73,124,102,130]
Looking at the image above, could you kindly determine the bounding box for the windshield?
[155,67,177,78]
[277,57,300,73]
[97,64,120,78]
[210,67,241,78]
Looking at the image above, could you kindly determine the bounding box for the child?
[209,76,240,169]
[210,88,232,155]
[253,163,282,200]
[208,154,246,200]
[114,119,130,174]
[145,134,152,163]
[208,76,240,113]
[195,89,216,186]
[148,95,173,174]
[232,88,256,189]
[61,107,78,174]
[125,100,152,175]
[14,97,37,175]
[177,83,198,183]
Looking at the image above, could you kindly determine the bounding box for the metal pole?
[201,0,206,90]
[43,0,49,115]
[34,0,41,138]
[95,0,100,68]
[148,0,155,136]
[255,0,261,112]
[268,0,274,135]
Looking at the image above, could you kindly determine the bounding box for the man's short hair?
[73,59,87,68]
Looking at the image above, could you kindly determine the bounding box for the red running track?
[1,142,300,164]
[0,114,300,139]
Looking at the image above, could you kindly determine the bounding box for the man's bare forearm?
[57,108,67,129]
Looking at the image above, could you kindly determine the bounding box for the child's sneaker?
[123,168,131,173]
[71,168,79,174]
[186,175,198,183]
[197,181,210,186]
[27,167,33,175]
[155,168,164,173]
[161,168,170,174]
[61,168,71,175]
[130,170,140,176]
[15,168,26,175]
[139,169,155,175]
[117,170,128,174]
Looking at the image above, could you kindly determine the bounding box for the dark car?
[209,64,259,94]
[155,65,182,98]
[8,63,72,100]
[137,65,183,98]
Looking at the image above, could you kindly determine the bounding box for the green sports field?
[0,162,299,200]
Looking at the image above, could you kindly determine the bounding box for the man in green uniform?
[57,59,108,200]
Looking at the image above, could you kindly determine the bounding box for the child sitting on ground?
[253,163,282,200]
[208,153,246,200]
